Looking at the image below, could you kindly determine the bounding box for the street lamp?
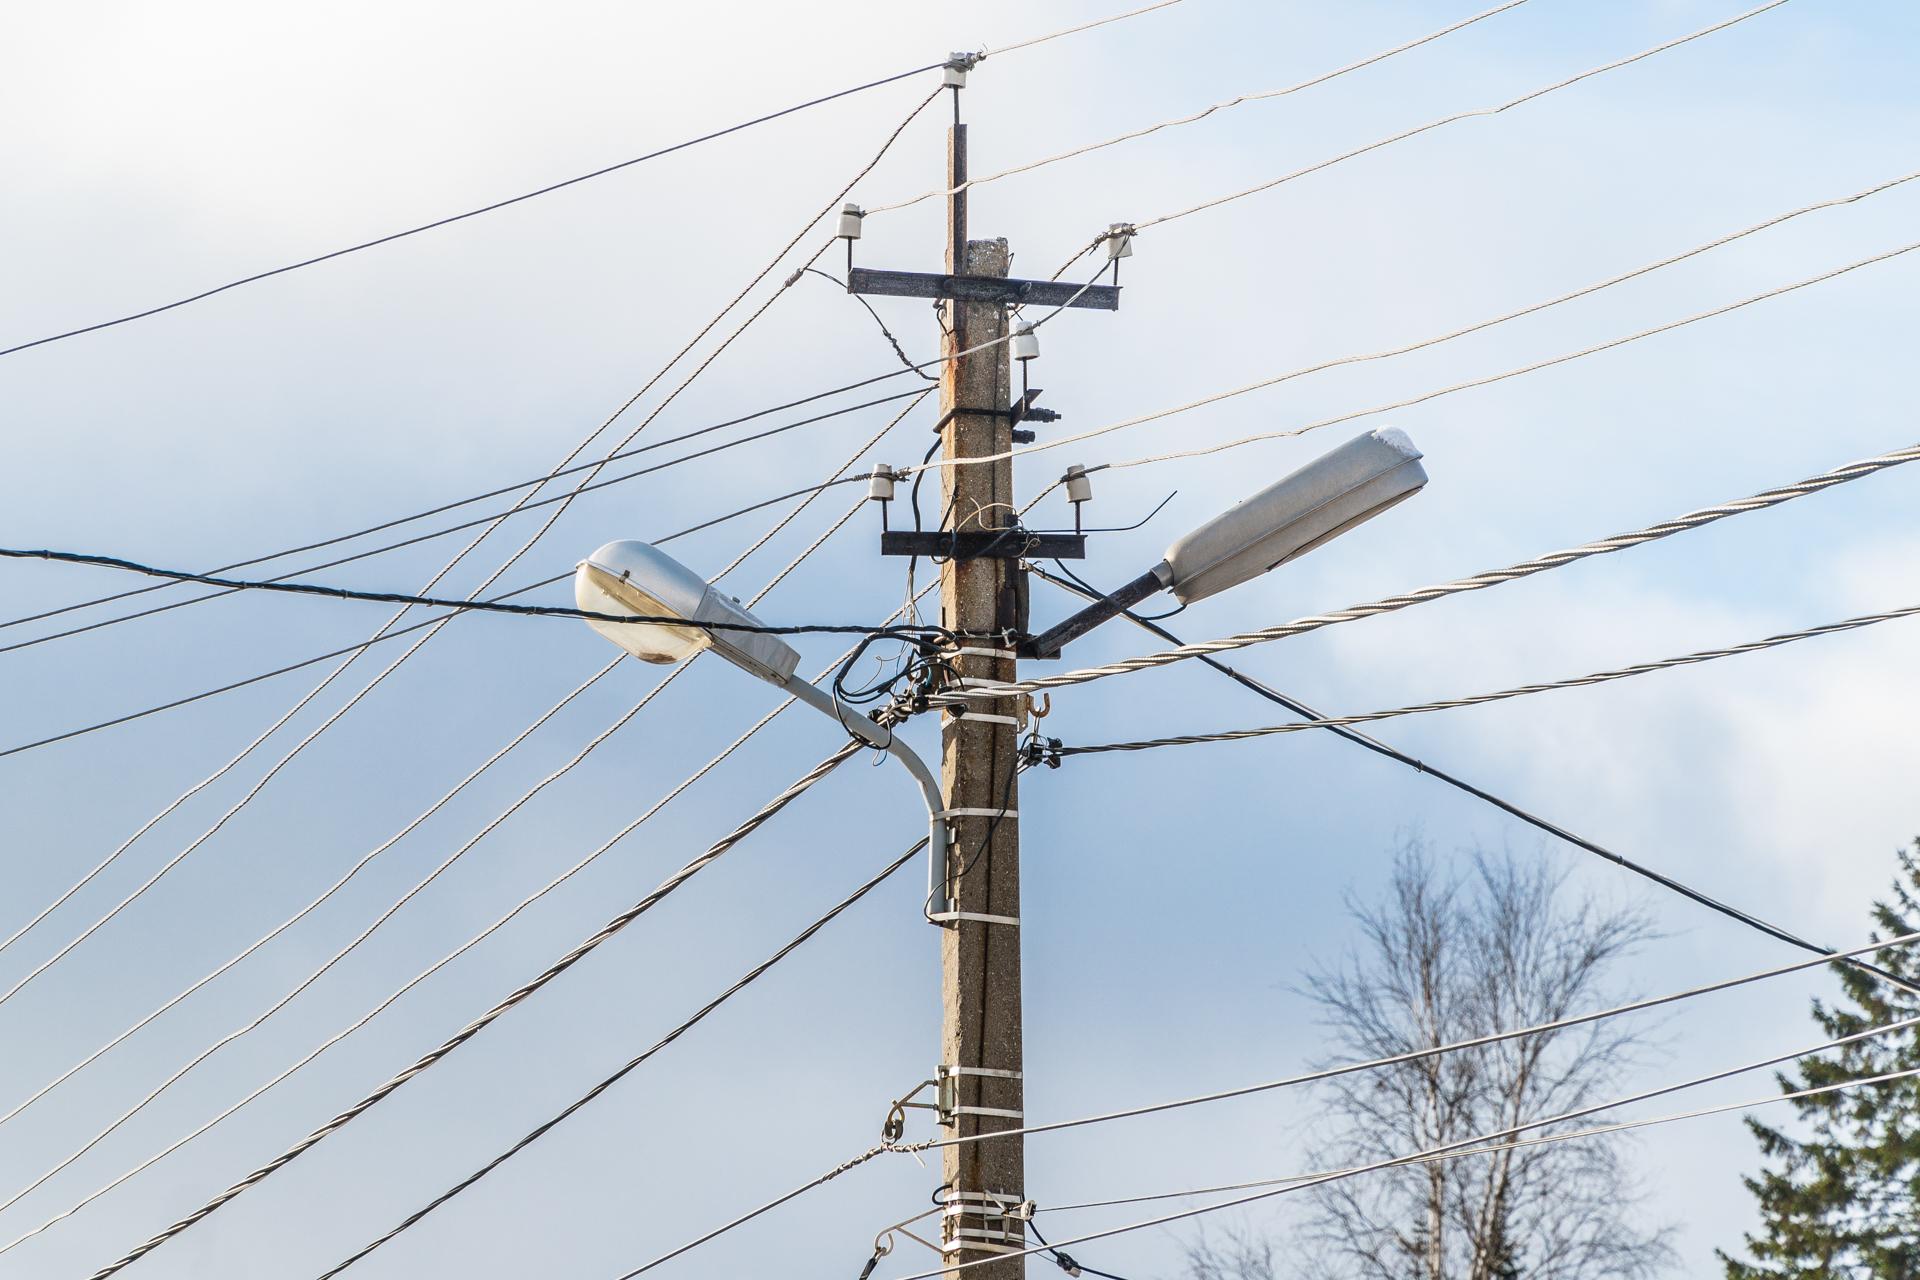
[1025,427,1428,657]
[574,539,950,888]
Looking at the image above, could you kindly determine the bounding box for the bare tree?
[1191,841,1674,1280]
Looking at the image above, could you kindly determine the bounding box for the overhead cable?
[10,244,1111,655]
[0,388,926,652]
[0,76,952,360]
[8,574,944,1260]
[1054,601,1920,757]
[863,0,1535,216]
[906,192,1920,477]
[0,92,944,1023]
[0,82,943,957]
[1044,1064,1920,1212]
[0,0,1184,360]
[0,410,909,1196]
[0,545,949,640]
[1091,239,1920,474]
[891,1015,1920,1278]
[1025,565,1918,995]
[933,440,1920,707]
[975,0,1188,59]
[0,411,930,762]
[80,741,865,1279]
[1126,0,1791,236]
[313,839,928,1278]
[3,235,1109,650]
[892,929,1920,1155]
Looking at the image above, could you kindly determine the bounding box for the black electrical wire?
[801,267,937,381]
[0,465,944,760]
[309,838,925,1279]
[8,226,1114,641]
[1025,564,1920,996]
[0,63,945,361]
[1,386,929,654]
[0,545,953,641]
[0,571,564,760]
[1028,1221,1134,1280]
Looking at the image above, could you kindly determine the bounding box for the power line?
[645,974,1920,1279]
[6,229,1109,650]
[863,0,1534,216]
[0,409,930,762]
[6,575,943,1260]
[0,0,1183,362]
[0,545,950,639]
[1091,239,1920,475]
[1,224,1111,653]
[0,417,905,1201]
[904,179,1920,477]
[933,439,1920,708]
[80,741,865,1280]
[1026,1222,1135,1280]
[0,81,947,996]
[0,387,926,652]
[618,1146,893,1279]
[1128,0,1792,235]
[893,929,1920,1155]
[891,1016,1920,1278]
[1025,565,1920,995]
[312,838,927,1279]
[975,0,1188,59]
[1052,601,1920,757]
[1042,1064,1920,1212]
[0,68,946,360]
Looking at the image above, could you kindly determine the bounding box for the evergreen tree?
[1721,840,1920,1279]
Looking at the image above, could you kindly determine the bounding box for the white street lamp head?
[1161,427,1427,605]
[575,539,800,685]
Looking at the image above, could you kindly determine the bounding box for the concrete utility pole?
[935,116,1027,1278]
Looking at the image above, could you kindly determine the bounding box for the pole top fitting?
[944,51,980,87]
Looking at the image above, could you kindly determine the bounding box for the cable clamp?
[944,710,1020,727]
[941,1236,1027,1257]
[1022,735,1064,769]
[934,1063,1024,1126]
[927,910,1021,928]
[935,807,1017,820]
[940,1189,1031,1255]
[946,646,1017,660]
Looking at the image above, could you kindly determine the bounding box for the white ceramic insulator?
[838,203,864,240]
[868,465,896,502]
[1064,465,1092,505]
[1010,325,1039,362]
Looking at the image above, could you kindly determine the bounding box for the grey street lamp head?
[1161,426,1427,605]
[575,540,800,685]
[1025,427,1428,657]
[574,538,952,902]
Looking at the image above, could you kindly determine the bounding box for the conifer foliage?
[1721,840,1920,1278]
